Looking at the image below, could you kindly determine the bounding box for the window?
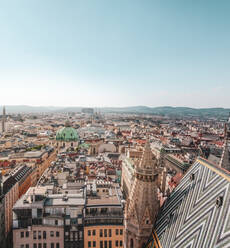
[120,229,123,235]
[55,220,58,226]
[50,231,54,237]
[100,229,103,237]
[104,229,107,237]
[109,241,112,248]
[21,232,24,238]
[43,244,47,248]
[92,230,96,236]
[38,231,42,239]
[38,244,42,248]
[78,218,82,224]
[115,241,119,247]
[43,231,46,239]
[21,245,24,248]
[120,241,123,246]
[56,232,59,237]
[33,244,37,248]
[33,231,37,240]
[109,229,111,237]
[71,232,75,241]
[88,230,91,236]
[26,231,29,238]
[104,241,107,248]
[56,243,59,248]
[93,241,96,247]
[100,241,103,248]
[51,243,54,248]
[130,239,134,248]
[26,245,29,248]
[116,229,119,235]
[88,241,91,248]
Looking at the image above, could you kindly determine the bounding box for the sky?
[0,0,230,108]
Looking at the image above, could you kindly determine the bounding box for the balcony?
[84,217,123,226]
[84,211,123,226]
[43,212,65,218]
[85,212,123,219]
[13,219,32,229]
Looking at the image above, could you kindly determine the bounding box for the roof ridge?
[197,157,230,182]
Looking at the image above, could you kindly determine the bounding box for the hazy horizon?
[1,0,230,108]
[1,104,230,109]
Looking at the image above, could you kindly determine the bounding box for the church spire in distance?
[2,106,6,133]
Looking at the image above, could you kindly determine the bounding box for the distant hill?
[0,105,61,113]
[101,106,230,118]
[0,105,229,119]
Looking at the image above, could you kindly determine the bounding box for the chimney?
[33,189,35,202]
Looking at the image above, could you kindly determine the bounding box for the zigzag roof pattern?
[145,157,230,248]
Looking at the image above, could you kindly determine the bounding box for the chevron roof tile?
[145,157,230,248]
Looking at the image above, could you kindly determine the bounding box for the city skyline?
[1,107,230,248]
[1,2,230,247]
[1,0,230,107]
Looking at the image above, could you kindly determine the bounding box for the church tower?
[219,120,230,171]
[124,140,160,248]
[2,106,6,133]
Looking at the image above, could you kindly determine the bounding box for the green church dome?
[56,123,79,142]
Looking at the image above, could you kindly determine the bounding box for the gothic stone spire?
[219,123,230,171]
[125,139,160,248]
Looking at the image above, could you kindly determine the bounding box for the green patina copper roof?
[79,143,90,149]
[56,126,79,142]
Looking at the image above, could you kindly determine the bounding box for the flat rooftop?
[45,195,85,206]
[87,187,121,206]
[24,150,45,158]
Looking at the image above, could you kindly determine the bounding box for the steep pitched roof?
[145,157,230,248]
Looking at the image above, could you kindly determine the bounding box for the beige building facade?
[84,226,124,248]
[4,182,19,235]
[13,226,64,248]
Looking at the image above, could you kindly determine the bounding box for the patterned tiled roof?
[145,157,230,248]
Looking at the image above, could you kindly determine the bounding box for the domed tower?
[124,140,160,248]
[56,120,79,150]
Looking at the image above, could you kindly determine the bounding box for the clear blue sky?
[0,0,230,108]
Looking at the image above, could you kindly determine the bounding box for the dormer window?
[216,196,223,208]
[190,173,195,181]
